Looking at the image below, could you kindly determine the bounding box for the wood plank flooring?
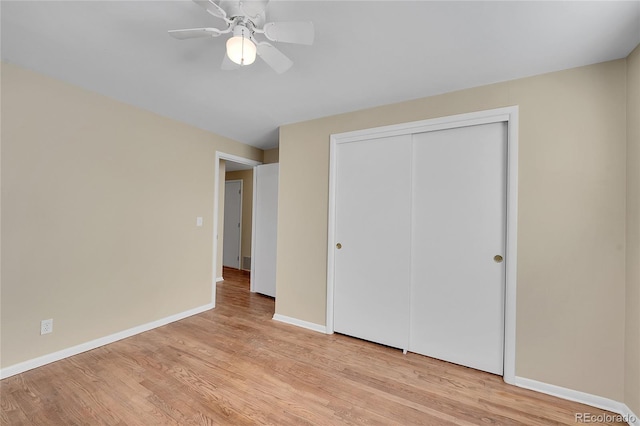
[1,267,626,425]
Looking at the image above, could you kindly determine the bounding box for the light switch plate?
[196,217,203,227]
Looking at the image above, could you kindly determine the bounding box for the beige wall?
[263,148,279,164]
[0,63,262,368]
[626,44,640,415]
[276,59,628,401]
[225,169,253,269]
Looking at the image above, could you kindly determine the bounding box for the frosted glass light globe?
[226,30,257,66]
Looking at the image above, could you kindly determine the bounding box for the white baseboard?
[216,277,224,282]
[0,303,214,380]
[272,314,327,334]
[515,377,639,425]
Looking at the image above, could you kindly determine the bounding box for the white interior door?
[252,164,279,298]
[409,122,507,375]
[223,180,242,268]
[333,135,412,350]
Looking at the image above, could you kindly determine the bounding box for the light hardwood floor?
[1,267,626,425]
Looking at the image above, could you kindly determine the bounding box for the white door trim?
[213,152,261,306]
[326,106,519,385]
[250,167,258,292]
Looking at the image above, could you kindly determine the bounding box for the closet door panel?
[410,123,507,375]
[333,135,412,349]
[252,164,279,298]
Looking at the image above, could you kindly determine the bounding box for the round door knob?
[336,243,342,249]
[494,255,503,263]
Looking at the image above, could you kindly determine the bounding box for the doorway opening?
[223,179,243,269]
[213,152,260,307]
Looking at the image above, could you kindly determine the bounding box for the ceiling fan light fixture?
[226,25,256,66]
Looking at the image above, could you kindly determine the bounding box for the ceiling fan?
[169,0,314,74]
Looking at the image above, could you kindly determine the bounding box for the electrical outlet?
[41,319,53,335]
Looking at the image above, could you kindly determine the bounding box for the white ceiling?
[2,1,639,150]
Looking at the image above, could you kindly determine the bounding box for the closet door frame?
[326,106,519,385]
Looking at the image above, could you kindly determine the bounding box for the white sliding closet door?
[410,123,507,375]
[333,135,412,350]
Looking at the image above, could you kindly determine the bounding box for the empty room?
[1,1,639,424]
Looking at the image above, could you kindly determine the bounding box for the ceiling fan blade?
[193,0,230,22]
[263,21,314,45]
[221,53,241,71]
[168,28,221,40]
[256,42,293,74]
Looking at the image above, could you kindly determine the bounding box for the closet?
[329,112,513,376]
